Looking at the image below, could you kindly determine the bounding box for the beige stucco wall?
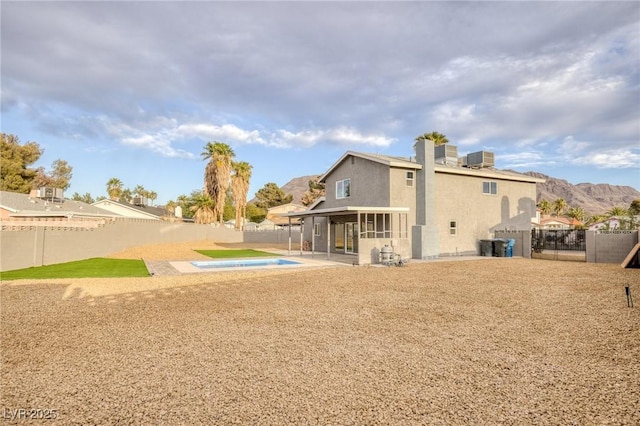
[435,172,537,255]
[324,156,390,207]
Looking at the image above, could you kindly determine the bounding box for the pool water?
[191,258,301,269]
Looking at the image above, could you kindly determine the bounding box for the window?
[406,171,414,187]
[449,221,457,235]
[314,223,321,236]
[482,181,497,195]
[336,179,351,199]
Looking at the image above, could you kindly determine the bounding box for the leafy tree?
[245,202,267,223]
[202,141,235,225]
[537,199,552,216]
[628,199,640,216]
[301,177,325,206]
[106,178,123,201]
[119,188,133,204]
[254,182,293,209]
[231,161,252,230]
[414,131,449,149]
[552,198,567,217]
[33,159,73,191]
[0,133,43,192]
[71,192,95,204]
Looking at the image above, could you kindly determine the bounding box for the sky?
[2,1,639,205]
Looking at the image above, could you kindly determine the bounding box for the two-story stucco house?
[285,139,544,265]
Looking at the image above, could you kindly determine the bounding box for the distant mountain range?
[275,172,639,216]
[525,172,639,215]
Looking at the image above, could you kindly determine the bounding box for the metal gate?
[532,229,586,252]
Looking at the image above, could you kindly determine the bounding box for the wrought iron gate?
[532,229,586,252]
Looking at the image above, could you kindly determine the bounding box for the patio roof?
[282,206,410,218]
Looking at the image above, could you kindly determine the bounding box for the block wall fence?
[1,219,248,272]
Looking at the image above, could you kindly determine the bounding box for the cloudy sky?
[2,1,639,204]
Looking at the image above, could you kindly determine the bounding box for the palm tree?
[552,198,568,217]
[567,206,586,223]
[230,161,252,230]
[147,191,157,206]
[202,141,235,225]
[190,193,215,224]
[414,131,449,149]
[106,178,123,201]
[607,206,628,217]
[537,199,552,217]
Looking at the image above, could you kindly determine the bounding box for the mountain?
[525,172,640,215]
[280,175,321,205]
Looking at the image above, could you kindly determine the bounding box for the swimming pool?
[191,258,301,269]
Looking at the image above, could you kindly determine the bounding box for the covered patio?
[283,206,411,266]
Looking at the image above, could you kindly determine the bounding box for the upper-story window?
[482,181,497,195]
[406,171,414,187]
[336,179,351,199]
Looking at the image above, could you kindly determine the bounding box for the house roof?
[0,190,118,218]
[434,163,545,183]
[319,151,422,182]
[318,151,544,184]
[92,199,168,219]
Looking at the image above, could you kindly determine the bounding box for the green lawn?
[195,249,280,259]
[1,258,149,280]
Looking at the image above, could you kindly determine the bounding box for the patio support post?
[327,216,330,259]
[311,216,315,258]
[300,219,303,255]
[288,217,292,255]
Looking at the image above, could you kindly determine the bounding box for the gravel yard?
[1,250,639,424]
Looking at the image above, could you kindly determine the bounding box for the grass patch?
[195,249,280,259]
[1,258,149,280]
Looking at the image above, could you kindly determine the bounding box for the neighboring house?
[589,217,623,231]
[0,189,118,228]
[92,199,169,220]
[534,216,582,230]
[266,203,306,228]
[284,139,544,265]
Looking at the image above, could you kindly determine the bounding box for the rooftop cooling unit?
[39,187,64,200]
[434,144,458,165]
[466,151,495,168]
[133,196,148,206]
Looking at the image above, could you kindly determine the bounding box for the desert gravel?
[1,247,639,424]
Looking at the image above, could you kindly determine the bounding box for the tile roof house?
[284,139,544,265]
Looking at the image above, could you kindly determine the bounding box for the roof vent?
[466,151,495,168]
[434,144,458,165]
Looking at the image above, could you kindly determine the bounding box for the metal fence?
[532,229,586,252]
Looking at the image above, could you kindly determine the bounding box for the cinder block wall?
[586,230,638,264]
[1,220,243,272]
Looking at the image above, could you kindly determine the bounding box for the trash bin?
[480,239,493,257]
[506,239,516,257]
[493,239,507,257]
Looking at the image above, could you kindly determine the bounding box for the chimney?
[411,138,439,259]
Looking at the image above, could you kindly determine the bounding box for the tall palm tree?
[414,131,449,149]
[106,177,123,201]
[567,206,586,223]
[537,199,552,217]
[552,198,568,217]
[202,141,235,225]
[231,161,252,230]
[607,206,628,217]
[147,191,157,206]
[190,193,215,224]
